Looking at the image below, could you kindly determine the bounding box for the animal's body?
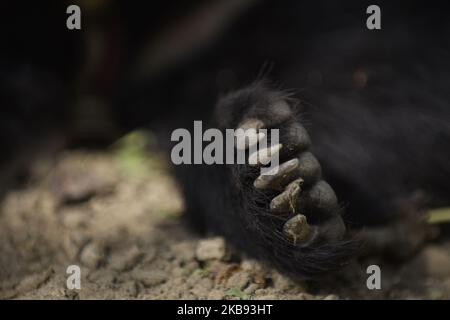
[2,0,450,278]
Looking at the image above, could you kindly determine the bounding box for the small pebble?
[132,270,166,287]
[195,237,227,261]
[80,242,105,269]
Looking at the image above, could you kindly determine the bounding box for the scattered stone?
[64,289,80,300]
[214,263,240,284]
[60,210,89,229]
[224,288,250,300]
[3,269,54,298]
[195,237,227,261]
[299,293,317,300]
[254,294,278,300]
[132,269,166,287]
[208,289,225,300]
[186,269,206,287]
[139,248,157,267]
[271,273,295,292]
[171,266,188,277]
[254,289,267,295]
[51,158,117,204]
[226,271,251,291]
[109,246,143,271]
[122,281,139,298]
[4,148,449,300]
[171,242,196,262]
[244,283,260,295]
[189,278,214,298]
[183,261,200,273]
[87,270,116,284]
[240,259,263,273]
[79,242,105,269]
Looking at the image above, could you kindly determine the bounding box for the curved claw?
[283,214,317,246]
[254,158,300,190]
[248,143,282,166]
[270,178,303,213]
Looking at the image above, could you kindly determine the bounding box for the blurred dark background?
[1,0,449,194]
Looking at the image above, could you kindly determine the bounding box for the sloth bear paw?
[216,82,356,278]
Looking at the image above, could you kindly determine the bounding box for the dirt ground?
[0,131,449,300]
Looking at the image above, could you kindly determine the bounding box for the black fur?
[2,0,450,278]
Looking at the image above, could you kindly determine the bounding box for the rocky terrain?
[1,131,449,300]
